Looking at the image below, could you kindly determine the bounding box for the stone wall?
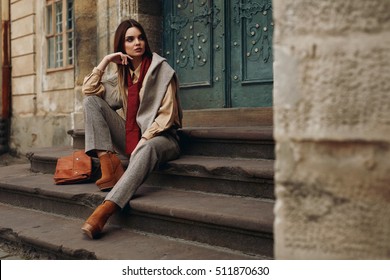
[10,0,74,153]
[273,0,390,259]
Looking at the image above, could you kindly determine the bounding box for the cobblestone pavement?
[0,240,54,260]
[0,245,25,260]
[0,235,51,260]
[0,152,35,260]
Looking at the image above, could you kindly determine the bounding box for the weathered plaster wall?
[273,0,390,259]
[72,0,98,132]
[10,0,74,153]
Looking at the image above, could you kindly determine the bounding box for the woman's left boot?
[81,200,119,239]
[96,152,124,191]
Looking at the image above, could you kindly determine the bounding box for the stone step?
[0,203,259,260]
[67,129,85,150]
[179,126,274,159]
[0,164,274,257]
[152,155,274,199]
[27,146,275,199]
[68,126,275,159]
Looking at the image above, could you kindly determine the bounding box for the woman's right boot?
[81,200,119,239]
[96,152,124,191]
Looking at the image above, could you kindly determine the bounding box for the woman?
[81,19,182,239]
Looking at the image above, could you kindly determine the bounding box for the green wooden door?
[163,0,273,109]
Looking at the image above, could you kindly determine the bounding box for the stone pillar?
[125,0,163,53]
[273,0,390,259]
[73,0,98,130]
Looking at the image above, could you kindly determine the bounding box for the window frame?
[45,0,74,72]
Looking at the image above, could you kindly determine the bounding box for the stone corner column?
[73,0,98,130]
[273,0,390,259]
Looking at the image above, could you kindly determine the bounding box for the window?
[46,0,74,69]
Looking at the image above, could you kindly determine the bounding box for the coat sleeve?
[82,67,123,111]
[141,78,179,140]
[82,67,106,97]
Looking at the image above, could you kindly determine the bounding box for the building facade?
[1,0,389,259]
[1,0,274,154]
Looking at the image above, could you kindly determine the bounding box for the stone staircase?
[0,126,275,260]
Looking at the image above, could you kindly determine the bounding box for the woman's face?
[124,27,146,61]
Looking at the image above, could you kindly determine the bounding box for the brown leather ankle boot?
[96,152,124,191]
[81,200,119,239]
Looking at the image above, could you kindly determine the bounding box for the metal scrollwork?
[233,0,272,24]
[176,0,189,10]
[212,4,221,29]
[193,5,212,25]
[233,0,273,63]
[169,15,189,33]
[166,0,220,70]
[246,21,272,63]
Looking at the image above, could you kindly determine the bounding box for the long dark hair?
[114,19,153,110]
[114,19,153,59]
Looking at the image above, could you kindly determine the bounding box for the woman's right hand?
[97,52,133,72]
[105,52,133,66]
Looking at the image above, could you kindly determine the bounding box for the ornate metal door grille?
[163,0,273,109]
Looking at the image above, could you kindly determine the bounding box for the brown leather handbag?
[54,150,92,185]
